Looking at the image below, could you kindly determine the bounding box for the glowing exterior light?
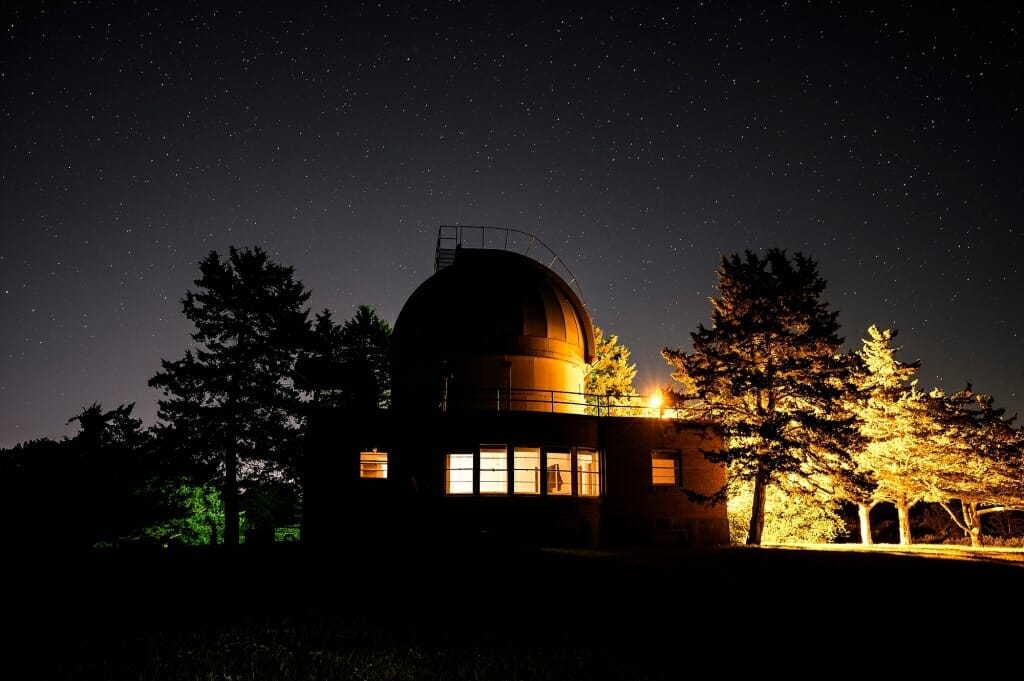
[648,391,665,418]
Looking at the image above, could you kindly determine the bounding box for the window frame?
[359,448,389,479]
[513,446,542,495]
[478,445,509,495]
[576,447,601,497]
[445,451,475,494]
[651,449,681,486]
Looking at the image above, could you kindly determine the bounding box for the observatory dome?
[391,246,595,412]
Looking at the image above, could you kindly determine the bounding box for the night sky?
[2,2,1021,448]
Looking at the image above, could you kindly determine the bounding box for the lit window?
[514,446,541,494]
[446,452,474,494]
[576,448,600,497]
[479,446,508,494]
[360,449,388,479]
[546,451,571,495]
[652,450,680,486]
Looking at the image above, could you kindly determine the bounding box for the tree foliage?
[921,386,1024,546]
[299,305,392,411]
[0,402,163,549]
[662,249,870,545]
[148,246,312,545]
[585,325,639,415]
[848,325,925,544]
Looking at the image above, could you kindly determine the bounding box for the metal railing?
[434,225,588,310]
[439,385,667,418]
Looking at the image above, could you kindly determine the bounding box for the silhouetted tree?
[662,249,870,545]
[65,402,155,547]
[0,403,157,550]
[297,305,392,411]
[148,246,312,545]
[0,436,68,548]
[338,305,392,410]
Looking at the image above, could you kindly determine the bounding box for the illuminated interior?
[514,446,541,494]
[359,449,388,479]
[546,451,570,495]
[443,445,602,496]
[577,448,600,497]
[445,452,474,494]
[651,450,680,485]
[479,446,508,494]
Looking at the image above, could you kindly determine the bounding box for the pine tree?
[338,305,392,410]
[849,325,924,544]
[148,246,311,546]
[662,249,869,545]
[585,325,639,415]
[922,386,1024,546]
[298,305,392,411]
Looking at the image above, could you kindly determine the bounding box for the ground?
[6,542,1023,679]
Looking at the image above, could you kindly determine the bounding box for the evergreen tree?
[297,305,392,411]
[662,249,869,545]
[338,304,392,410]
[922,386,1024,546]
[585,325,639,415]
[66,402,155,548]
[148,246,312,545]
[848,325,925,544]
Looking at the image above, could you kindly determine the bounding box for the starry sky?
[2,1,1022,448]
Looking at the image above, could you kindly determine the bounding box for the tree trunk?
[224,448,240,546]
[962,502,984,547]
[858,503,874,544]
[895,496,913,545]
[747,464,769,545]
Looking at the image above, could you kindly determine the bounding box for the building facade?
[301,226,730,548]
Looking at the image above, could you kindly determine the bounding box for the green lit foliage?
[148,246,312,545]
[662,249,870,545]
[585,325,640,415]
[142,482,225,546]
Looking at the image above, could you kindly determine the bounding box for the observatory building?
[302,226,729,547]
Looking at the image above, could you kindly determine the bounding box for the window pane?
[446,452,474,494]
[514,446,541,495]
[576,448,600,497]
[479,446,508,494]
[546,451,571,495]
[360,450,388,479]
[652,450,680,485]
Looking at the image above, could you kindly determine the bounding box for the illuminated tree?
[727,479,849,544]
[148,246,312,546]
[662,249,869,545]
[920,387,1024,546]
[848,325,925,544]
[141,481,225,546]
[585,325,639,415]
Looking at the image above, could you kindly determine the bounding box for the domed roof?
[392,246,595,366]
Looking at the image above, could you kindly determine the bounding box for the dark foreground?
[6,542,1023,679]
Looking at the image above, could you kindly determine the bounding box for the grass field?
[7,541,1023,679]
